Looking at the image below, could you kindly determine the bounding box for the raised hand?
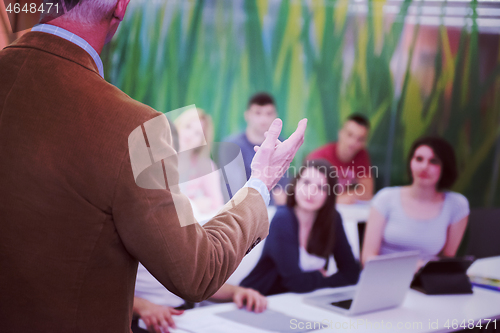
[250,118,307,191]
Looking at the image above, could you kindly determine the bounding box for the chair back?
[460,208,500,259]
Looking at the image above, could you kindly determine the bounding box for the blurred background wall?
[2,0,500,207]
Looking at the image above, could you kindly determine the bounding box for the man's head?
[244,92,277,138]
[337,113,370,161]
[40,0,129,45]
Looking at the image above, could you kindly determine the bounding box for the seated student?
[307,114,373,204]
[361,136,469,268]
[133,263,267,333]
[240,159,360,296]
[222,92,289,205]
[174,108,224,215]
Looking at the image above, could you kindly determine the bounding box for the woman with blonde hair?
[174,108,223,215]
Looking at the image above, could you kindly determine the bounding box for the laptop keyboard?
[331,299,353,310]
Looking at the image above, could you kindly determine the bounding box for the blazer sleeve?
[111,121,269,303]
[266,210,343,293]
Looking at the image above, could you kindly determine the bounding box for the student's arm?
[210,284,267,313]
[440,215,469,257]
[356,176,374,200]
[133,296,184,333]
[338,148,374,204]
[327,213,360,286]
[361,207,387,266]
[336,176,373,204]
[441,193,470,257]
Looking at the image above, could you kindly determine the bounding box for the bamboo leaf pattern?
[100,0,500,207]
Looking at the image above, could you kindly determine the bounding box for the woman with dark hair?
[240,159,360,296]
[361,136,469,268]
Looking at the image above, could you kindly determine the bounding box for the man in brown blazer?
[0,0,307,332]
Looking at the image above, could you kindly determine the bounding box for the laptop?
[303,251,419,316]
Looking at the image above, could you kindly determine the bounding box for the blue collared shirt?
[31,23,104,78]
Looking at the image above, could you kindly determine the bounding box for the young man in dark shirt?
[224,93,289,205]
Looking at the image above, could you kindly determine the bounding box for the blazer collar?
[5,31,100,77]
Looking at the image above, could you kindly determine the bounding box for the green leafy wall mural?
[101,0,500,207]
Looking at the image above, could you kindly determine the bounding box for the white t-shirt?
[372,187,469,261]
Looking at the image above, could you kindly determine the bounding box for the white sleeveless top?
[299,247,338,276]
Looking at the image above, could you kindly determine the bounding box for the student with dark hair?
[240,159,360,296]
[307,113,373,204]
[247,92,276,107]
[222,92,289,205]
[361,136,469,269]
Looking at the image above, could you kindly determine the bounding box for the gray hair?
[41,0,118,25]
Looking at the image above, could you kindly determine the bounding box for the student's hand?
[319,267,329,277]
[135,298,184,333]
[233,286,267,313]
[251,118,307,191]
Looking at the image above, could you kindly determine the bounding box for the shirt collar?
[31,24,104,78]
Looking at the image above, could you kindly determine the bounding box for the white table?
[170,257,500,333]
[467,256,500,280]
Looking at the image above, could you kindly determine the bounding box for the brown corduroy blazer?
[0,32,268,333]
